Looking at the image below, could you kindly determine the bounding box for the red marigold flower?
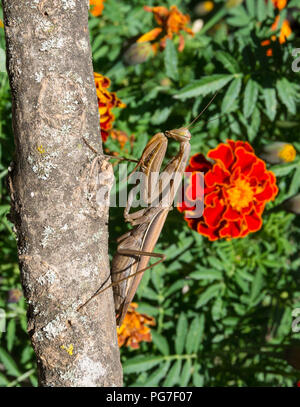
[89,0,105,17]
[137,5,194,52]
[261,0,292,55]
[178,140,278,241]
[271,0,287,10]
[94,72,126,142]
[117,303,156,349]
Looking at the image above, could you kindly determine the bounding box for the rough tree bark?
[2,0,123,386]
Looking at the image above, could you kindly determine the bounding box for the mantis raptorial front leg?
[124,132,168,223]
[77,219,166,316]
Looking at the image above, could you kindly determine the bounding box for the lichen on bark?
[2,0,123,387]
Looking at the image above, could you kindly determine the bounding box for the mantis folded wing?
[112,128,191,325]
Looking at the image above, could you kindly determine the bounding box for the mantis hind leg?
[77,249,166,313]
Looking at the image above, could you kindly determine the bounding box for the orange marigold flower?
[271,16,292,44]
[178,140,278,241]
[271,0,287,10]
[261,0,292,55]
[0,19,4,28]
[137,5,194,52]
[94,72,126,142]
[89,0,105,17]
[110,129,129,150]
[117,303,156,349]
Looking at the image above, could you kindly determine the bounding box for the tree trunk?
[2,0,123,387]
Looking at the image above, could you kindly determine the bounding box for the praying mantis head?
[165,127,191,142]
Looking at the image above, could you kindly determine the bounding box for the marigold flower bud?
[7,289,22,303]
[192,19,204,34]
[283,194,300,215]
[194,2,214,16]
[260,142,296,164]
[123,42,153,66]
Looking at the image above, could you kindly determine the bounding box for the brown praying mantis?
[78,94,218,326]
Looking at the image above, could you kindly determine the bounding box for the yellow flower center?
[278,144,296,163]
[205,1,214,12]
[227,179,254,211]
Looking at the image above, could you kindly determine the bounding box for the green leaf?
[263,88,277,121]
[175,313,188,355]
[227,6,251,27]
[6,319,16,352]
[270,161,299,177]
[152,106,172,125]
[276,78,296,115]
[162,359,182,387]
[207,256,225,271]
[215,51,240,74]
[221,77,242,113]
[123,356,166,374]
[246,0,256,18]
[266,0,275,17]
[247,107,261,142]
[192,364,204,387]
[180,359,192,387]
[243,79,259,118]
[164,39,178,81]
[0,372,9,386]
[185,315,205,354]
[190,269,222,281]
[257,0,267,22]
[0,348,21,377]
[174,74,236,100]
[212,297,224,321]
[288,165,300,197]
[196,284,223,309]
[249,268,264,306]
[151,330,170,356]
[0,49,6,73]
[145,362,171,387]
[164,279,186,297]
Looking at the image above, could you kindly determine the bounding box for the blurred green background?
[1,0,300,387]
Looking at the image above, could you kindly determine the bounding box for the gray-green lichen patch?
[92,230,102,242]
[37,268,57,285]
[38,313,68,340]
[41,226,55,248]
[78,38,89,53]
[61,0,76,11]
[35,71,44,83]
[59,355,106,387]
[40,37,64,52]
[27,151,59,180]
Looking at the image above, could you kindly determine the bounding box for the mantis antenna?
[186,91,219,129]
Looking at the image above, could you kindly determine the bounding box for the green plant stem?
[200,8,227,36]
[7,368,35,387]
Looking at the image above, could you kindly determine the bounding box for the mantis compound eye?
[165,128,191,142]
